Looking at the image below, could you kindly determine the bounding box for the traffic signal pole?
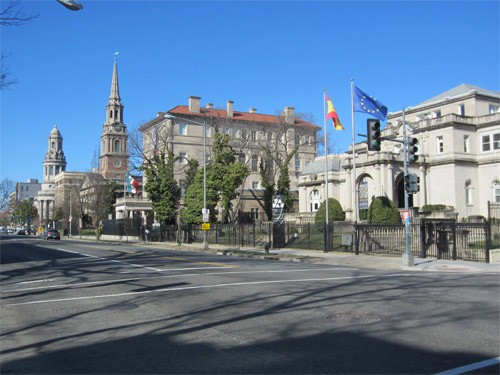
[402,110,415,266]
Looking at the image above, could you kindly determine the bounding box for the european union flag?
[353,86,388,121]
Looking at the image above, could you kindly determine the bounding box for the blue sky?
[1,0,499,184]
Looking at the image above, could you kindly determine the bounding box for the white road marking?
[2,268,348,293]
[18,279,56,284]
[2,273,411,307]
[54,247,164,272]
[434,356,500,375]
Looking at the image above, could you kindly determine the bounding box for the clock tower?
[99,56,128,181]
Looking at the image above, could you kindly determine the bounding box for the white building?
[299,84,500,221]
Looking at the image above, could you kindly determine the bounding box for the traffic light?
[367,119,381,151]
[408,137,419,163]
[404,173,420,194]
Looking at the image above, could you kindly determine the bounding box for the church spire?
[109,52,120,102]
[105,52,123,125]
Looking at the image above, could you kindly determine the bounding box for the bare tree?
[0,177,16,212]
[254,111,319,215]
[0,1,38,90]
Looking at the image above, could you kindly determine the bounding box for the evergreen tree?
[367,196,401,224]
[143,150,180,225]
[182,133,249,224]
[314,198,345,224]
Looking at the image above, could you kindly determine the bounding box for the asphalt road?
[1,235,499,374]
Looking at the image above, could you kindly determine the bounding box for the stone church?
[34,58,131,228]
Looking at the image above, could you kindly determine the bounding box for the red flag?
[326,95,344,130]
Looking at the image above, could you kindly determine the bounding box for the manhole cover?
[107,302,140,311]
[326,312,384,325]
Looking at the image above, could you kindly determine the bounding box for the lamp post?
[164,114,209,250]
[63,184,77,238]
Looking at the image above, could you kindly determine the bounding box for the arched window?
[309,189,321,212]
[492,179,500,203]
[114,140,121,153]
[465,179,473,205]
[51,141,55,150]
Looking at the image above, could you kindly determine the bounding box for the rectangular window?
[437,136,444,154]
[463,135,470,153]
[458,104,465,116]
[251,131,257,141]
[295,134,301,145]
[433,110,441,118]
[465,188,472,205]
[494,133,500,150]
[251,155,258,172]
[295,158,301,171]
[178,123,187,136]
[241,130,247,140]
[482,135,491,152]
[252,181,259,189]
[250,208,259,220]
[489,104,500,114]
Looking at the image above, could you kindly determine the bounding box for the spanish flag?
[326,95,344,130]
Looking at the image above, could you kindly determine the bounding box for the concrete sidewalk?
[236,247,500,273]
[67,236,500,273]
[139,240,500,273]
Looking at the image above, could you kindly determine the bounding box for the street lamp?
[164,114,209,250]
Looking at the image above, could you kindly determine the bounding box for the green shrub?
[421,204,449,212]
[367,196,401,224]
[315,198,345,224]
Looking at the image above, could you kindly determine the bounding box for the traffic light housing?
[404,173,420,194]
[408,137,419,163]
[367,119,381,151]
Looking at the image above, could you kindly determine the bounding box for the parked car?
[16,229,26,235]
[44,229,61,240]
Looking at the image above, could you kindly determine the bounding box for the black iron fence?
[101,217,495,263]
[488,201,500,249]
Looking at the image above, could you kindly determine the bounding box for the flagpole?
[351,79,357,223]
[123,173,127,219]
[323,89,330,252]
[323,89,329,226]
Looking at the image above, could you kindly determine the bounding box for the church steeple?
[43,125,67,182]
[105,53,123,125]
[100,54,128,181]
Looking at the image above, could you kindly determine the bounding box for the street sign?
[202,208,210,222]
[201,223,210,231]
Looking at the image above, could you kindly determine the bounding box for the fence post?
[308,223,311,250]
[451,221,457,260]
[253,222,256,247]
[420,219,427,258]
[485,221,491,263]
[354,223,359,255]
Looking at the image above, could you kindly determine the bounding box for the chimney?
[249,108,257,114]
[188,96,201,113]
[227,100,234,117]
[205,103,213,109]
[284,106,295,124]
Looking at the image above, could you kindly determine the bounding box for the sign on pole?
[272,195,285,248]
[202,208,210,223]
